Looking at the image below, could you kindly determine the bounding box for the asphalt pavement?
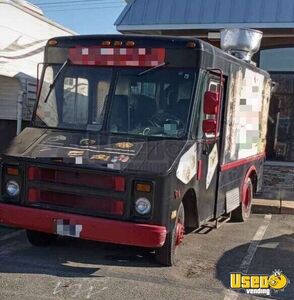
[0,212,293,300]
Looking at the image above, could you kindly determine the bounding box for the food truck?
[0,29,271,265]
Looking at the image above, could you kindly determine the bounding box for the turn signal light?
[114,41,123,47]
[136,183,152,193]
[48,39,58,46]
[102,40,111,46]
[186,41,196,48]
[6,167,19,176]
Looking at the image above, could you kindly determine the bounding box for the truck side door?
[196,72,224,223]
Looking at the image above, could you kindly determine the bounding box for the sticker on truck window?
[68,150,84,157]
[90,154,110,161]
[115,142,134,149]
[47,135,67,143]
[80,138,96,146]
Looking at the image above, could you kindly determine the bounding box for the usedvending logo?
[230,270,289,296]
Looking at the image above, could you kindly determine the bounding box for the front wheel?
[26,230,57,247]
[155,203,185,266]
[231,178,253,222]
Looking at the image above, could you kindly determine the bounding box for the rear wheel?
[155,203,185,266]
[231,178,253,222]
[26,230,57,247]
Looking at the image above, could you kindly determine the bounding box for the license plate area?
[54,219,83,238]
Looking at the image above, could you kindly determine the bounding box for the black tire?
[231,178,253,222]
[155,203,185,266]
[26,230,57,247]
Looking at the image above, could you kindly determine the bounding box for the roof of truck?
[49,34,270,78]
[52,34,213,47]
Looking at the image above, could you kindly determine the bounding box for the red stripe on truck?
[220,152,265,171]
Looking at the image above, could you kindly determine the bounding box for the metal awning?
[116,0,294,32]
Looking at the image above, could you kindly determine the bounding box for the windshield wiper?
[44,59,71,103]
[137,62,168,77]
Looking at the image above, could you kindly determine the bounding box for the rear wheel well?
[182,189,199,228]
[248,170,258,194]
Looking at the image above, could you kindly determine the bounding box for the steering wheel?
[148,112,185,129]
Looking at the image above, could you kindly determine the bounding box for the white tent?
[0,0,75,135]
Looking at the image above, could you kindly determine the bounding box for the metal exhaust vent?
[220,28,263,62]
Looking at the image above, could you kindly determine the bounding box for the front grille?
[28,188,124,216]
[28,167,125,192]
[26,166,125,216]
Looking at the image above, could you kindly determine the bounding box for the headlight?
[6,181,20,197]
[135,197,151,215]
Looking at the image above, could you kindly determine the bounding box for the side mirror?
[204,91,219,115]
[202,119,217,134]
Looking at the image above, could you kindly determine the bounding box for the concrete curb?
[252,199,294,215]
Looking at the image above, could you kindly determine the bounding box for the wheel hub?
[243,184,251,210]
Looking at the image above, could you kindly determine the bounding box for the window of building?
[265,74,294,162]
[259,48,294,162]
[260,48,294,72]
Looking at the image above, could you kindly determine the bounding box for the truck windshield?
[35,65,196,138]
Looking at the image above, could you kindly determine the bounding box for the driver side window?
[109,77,157,132]
[108,69,195,137]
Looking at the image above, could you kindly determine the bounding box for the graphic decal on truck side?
[223,68,269,164]
[176,144,197,184]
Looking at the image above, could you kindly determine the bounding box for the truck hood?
[3,127,189,175]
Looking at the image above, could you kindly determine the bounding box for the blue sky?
[30,0,127,34]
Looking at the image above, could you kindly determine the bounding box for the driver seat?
[109,95,129,131]
[132,95,156,127]
[167,98,190,122]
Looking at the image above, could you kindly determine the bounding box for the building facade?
[116,0,294,200]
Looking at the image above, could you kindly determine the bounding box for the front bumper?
[0,204,167,248]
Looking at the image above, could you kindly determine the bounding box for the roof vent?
[220,28,262,62]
